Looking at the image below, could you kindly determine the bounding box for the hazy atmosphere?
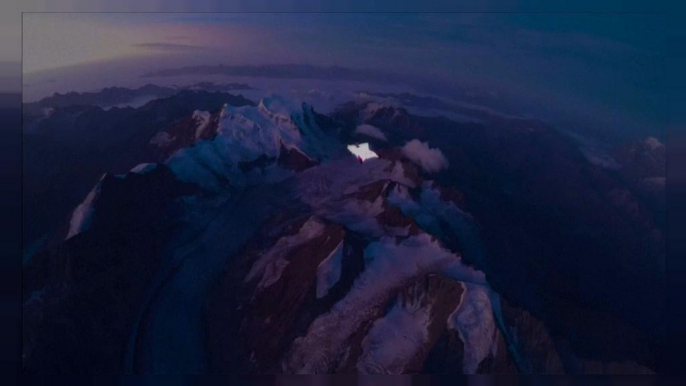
[22,11,667,375]
[24,13,665,141]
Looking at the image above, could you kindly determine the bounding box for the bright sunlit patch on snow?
[347,143,378,161]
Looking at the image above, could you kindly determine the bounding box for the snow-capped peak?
[166,95,338,191]
[258,95,303,120]
[359,101,404,122]
[643,137,664,151]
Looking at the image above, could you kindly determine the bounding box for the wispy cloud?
[132,42,212,52]
[165,35,195,41]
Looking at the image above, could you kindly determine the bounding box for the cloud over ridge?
[401,139,449,173]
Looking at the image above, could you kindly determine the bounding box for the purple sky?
[21,12,666,139]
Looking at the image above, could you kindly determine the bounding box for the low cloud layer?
[401,139,449,173]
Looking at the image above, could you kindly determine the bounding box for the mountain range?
[22,84,665,374]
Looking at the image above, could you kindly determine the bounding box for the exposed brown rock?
[334,310,386,373]
[472,330,519,374]
[208,214,347,373]
[490,330,520,373]
[375,147,404,162]
[400,160,424,186]
[402,275,465,373]
[277,143,318,172]
[363,104,428,141]
[244,221,345,371]
[432,182,468,211]
[375,203,420,236]
[343,180,389,202]
[195,111,222,141]
[153,110,222,160]
[339,179,420,235]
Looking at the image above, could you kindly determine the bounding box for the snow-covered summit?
[166,95,341,190]
[257,94,303,122]
[643,136,664,151]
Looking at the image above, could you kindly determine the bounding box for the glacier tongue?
[447,283,499,374]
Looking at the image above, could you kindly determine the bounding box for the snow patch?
[315,241,344,298]
[295,158,417,238]
[388,181,486,268]
[150,131,174,147]
[246,217,326,290]
[66,174,105,239]
[644,137,664,151]
[192,110,211,139]
[359,102,402,122]
[130,163,159,174]
[355,124,387,141]
[42,107,55,117]
[103,95,158,110]
[357,292,431,373]
[563,130,621,170]
[283,233,486,373]
[401,140,449,173]
[259,94,302,123]
[579,145,621,170]
[327,192,386,236]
